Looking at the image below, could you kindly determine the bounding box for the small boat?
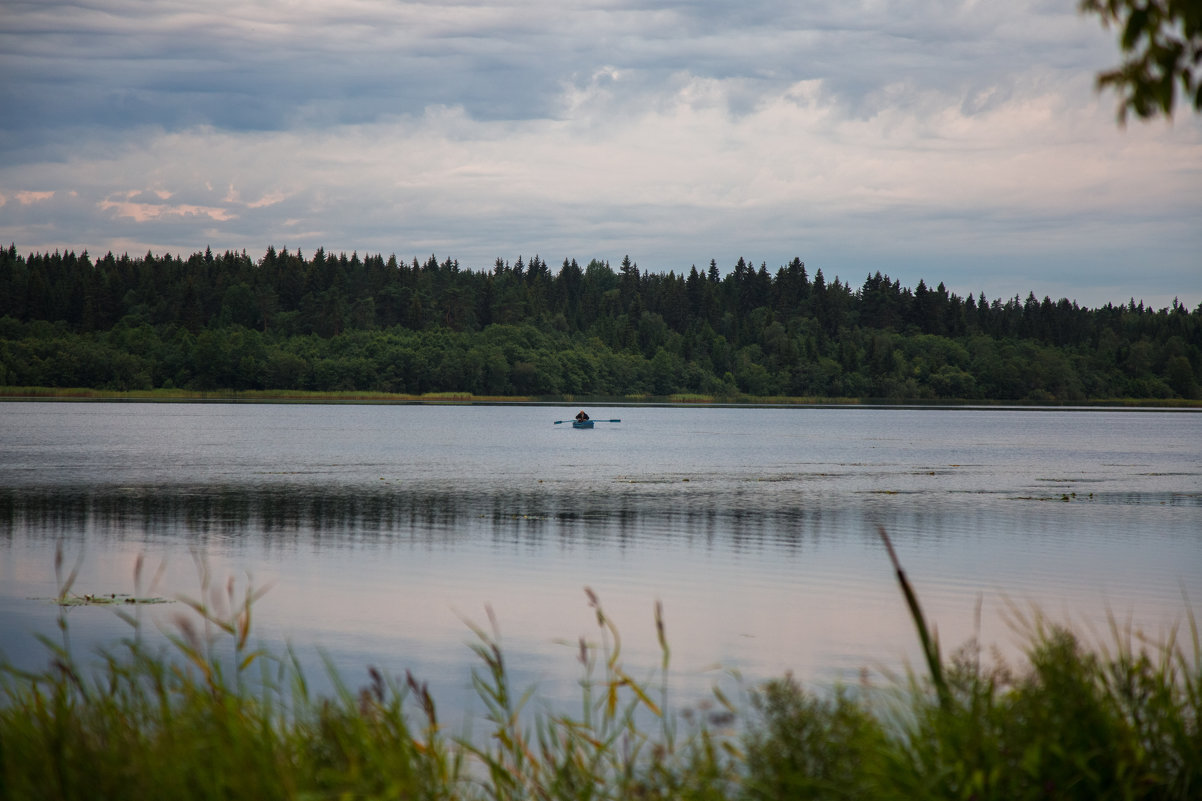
[554,416,618,427]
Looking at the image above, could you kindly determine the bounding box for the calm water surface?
[2,402,1200,712]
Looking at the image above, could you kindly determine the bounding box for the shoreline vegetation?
[2,246,1199,403]
[2,536,1199,800]
[2,386,1201,408]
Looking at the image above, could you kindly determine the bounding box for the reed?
[1,541,1198,800]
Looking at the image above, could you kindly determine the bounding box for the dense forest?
[1,244,1199,401]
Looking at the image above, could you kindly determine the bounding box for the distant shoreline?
[2,386,1199,409]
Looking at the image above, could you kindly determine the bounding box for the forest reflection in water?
[1,482,900,554]
[4,478,1198,549]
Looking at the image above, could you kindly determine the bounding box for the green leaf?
[1122,9,1149,50]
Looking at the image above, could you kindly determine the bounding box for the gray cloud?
[1,0,1110,141]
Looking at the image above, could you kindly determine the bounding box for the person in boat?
[575,410,590,422]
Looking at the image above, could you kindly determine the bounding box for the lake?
[2,401,1200,716]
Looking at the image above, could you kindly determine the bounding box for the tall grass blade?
[877,525,950,711]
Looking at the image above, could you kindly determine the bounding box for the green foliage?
[743,679,888,800]
[1081,0,1202,121]
[2,246,1200,401]
[873,533,1202,801]
[886,614,1202,801]
[1,552,452,801]
[2,545,1199,800]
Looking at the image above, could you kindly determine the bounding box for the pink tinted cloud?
[99,198,236,223]
[16,190,56,205]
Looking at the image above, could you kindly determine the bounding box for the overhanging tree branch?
[1081,0,1202,122]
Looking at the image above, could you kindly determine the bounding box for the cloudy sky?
[1,0,1198,309]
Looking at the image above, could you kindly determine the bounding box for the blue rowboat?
[572,420,595,429]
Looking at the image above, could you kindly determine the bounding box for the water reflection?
[5,480,1199,557]
[1,483,874,554]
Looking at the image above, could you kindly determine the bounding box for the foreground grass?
[2,539,1199,801]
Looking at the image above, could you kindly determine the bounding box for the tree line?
[1,244,1198,400]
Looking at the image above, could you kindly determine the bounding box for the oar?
[553,419,621,424]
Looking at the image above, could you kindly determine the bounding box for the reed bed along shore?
[2,534,1199,801]
[4,385,1202,408]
